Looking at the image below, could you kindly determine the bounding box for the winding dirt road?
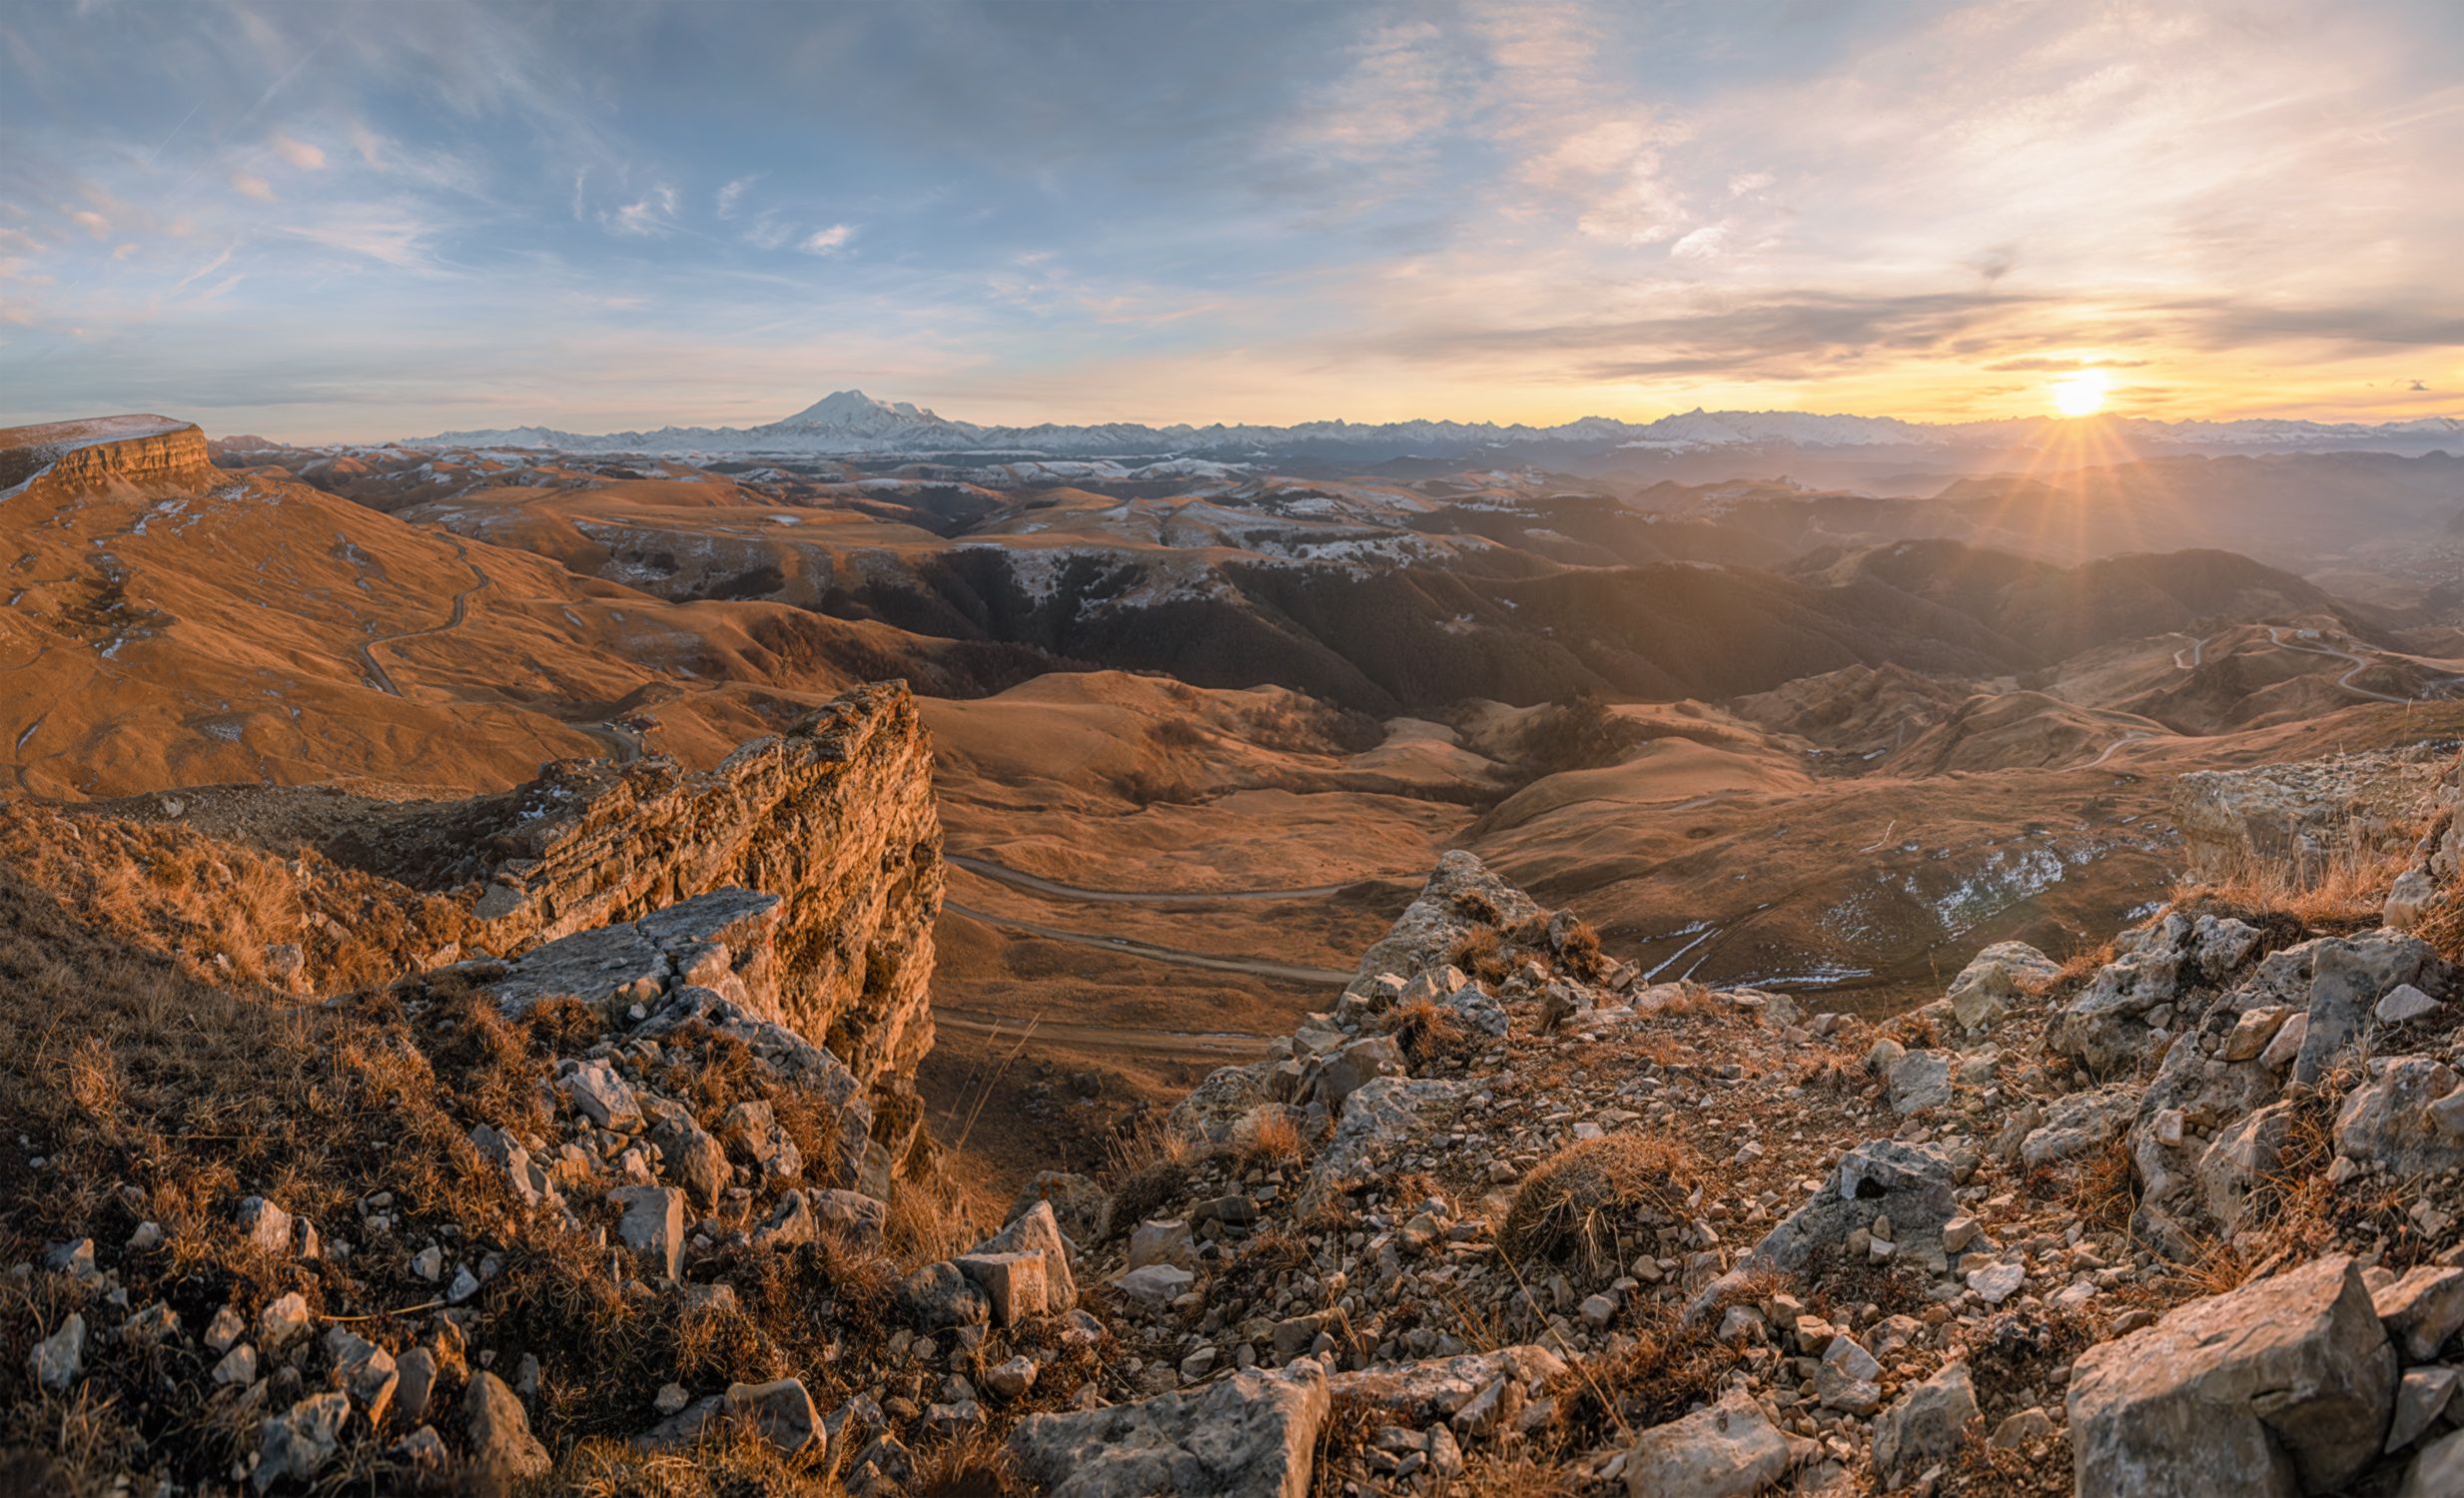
[361,537,489,698]
[2264,625,2408,704]
[935,1007,1268,1061]
[943,899,1356,986]
[951,853,1406,905]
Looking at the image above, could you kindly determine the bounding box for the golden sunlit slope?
[0,419,1024,798]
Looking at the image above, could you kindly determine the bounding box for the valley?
[23,413,2464,1196]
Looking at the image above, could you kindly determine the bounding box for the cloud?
[68,209,110,238]
[799,223,854,255]
[606,184,677,238]
[168,247,234,295]
[283,210,445,271]
[716,176,756,219]
[231,173,277,202]
[271,133,327,170]
[741,212,793,251]
[1668,226,1731,263]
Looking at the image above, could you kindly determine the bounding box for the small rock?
[2378,983,2442,1025]
[1873,1361,1979,1483]
[1992,1406,2054,1449]
[254,1391,350,1494]
[1624,1388,1789,1498]
[2389,1366,2459,1452]
[726,1377,823,1454]
[984,1355,1038,1400]
[465,1370,552,1483]
[28,1313,84,1393]
[260,1291,312,1349]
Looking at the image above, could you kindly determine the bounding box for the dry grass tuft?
[1387,998,1474,1073]
[1499,1134,1696,1279]
[1100,1121,1196,1242]
[2067,1132,2141,1237]
[1449,925,1511,985]
[1234,1109,1305,1170]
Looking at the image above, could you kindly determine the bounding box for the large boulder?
[1872,1362,1978,1486]
[2292,933,2444,1087]
[1008,1360,1328,1498]
[1748,1139,1964,1275]
[1623,1389,1790,1498]
[2068,1255,2396,1495]
[1948,942,2060,1034]
[2335,1058,2464,1179]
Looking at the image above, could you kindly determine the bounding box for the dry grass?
[1499,1134,1697,1279]
[1449,925,1511,986]
[0,801,468,994]
[1099,1120,1196,1242]
[1233,1109,1305,1170]
[2066,1132,2141,1237]
[1388,998,1475,1073]
[2172,834,2416,932]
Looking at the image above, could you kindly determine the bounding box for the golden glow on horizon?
[2051,371,2112,417]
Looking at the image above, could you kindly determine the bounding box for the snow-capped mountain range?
[410,389,2464,461]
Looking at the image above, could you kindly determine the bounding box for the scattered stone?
[2375,1265,2464,1363]
[985,1355,1038,1399]
[260,1291,312,1350]
[1991,1406,2054,1450]
[561,1058,644,1132]
[609,1184,685,1279]
[237,1195,294,1255]
[28,1313,83,1393]
[957,1250,1051,1326]
[253,1391,350,1494]
[2378,983,2442,1025]
[2388,1366,2459,1453]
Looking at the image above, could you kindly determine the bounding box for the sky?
[2,0,2461,441]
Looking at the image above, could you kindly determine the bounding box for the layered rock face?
[467,682,943,1090]
[2173,744,2451,878]
[0,415,213,492]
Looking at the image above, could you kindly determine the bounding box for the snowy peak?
[407,396,2464,462]
[775,389,962,432]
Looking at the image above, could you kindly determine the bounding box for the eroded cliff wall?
[468,681,944,1091]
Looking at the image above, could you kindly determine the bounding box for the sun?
[2050,370,2111,417]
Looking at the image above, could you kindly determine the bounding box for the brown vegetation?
[1499,1134,1697,1279]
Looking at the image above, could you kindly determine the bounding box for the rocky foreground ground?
[9,703,2464,1494]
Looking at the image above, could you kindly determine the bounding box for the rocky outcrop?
[0,415,212,494]
[2174,746,2449,879]
[468,682,943,1091]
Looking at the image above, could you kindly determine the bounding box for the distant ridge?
[408,390,2464,462]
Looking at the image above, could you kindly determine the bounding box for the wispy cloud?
[715,176,756,219]
[230,173,276,202]
[605,184,677,238]
[270,133,326,170]
[799,223,853,255]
